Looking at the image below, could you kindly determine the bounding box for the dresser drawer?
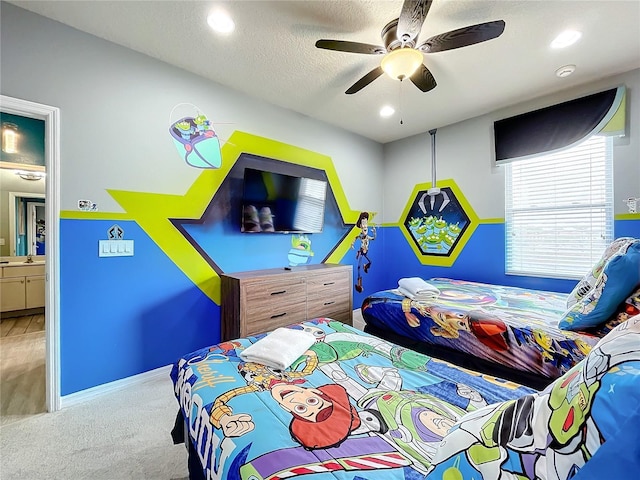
[242,278,305,304]
[307,295,352,324]
[242,280,307,336]
[244,301,308,337]
[306,270,351,298]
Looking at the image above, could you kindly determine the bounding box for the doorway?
[1,94,60,414]
[7,192,46,257]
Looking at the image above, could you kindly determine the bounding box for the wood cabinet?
[221,263,352,341]
[0,263,46,312]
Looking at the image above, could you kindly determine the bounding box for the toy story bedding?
[361,279,602,386]
[427,315,640,480]
[170,318,537,480]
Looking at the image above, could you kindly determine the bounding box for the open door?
[1,94,61,412]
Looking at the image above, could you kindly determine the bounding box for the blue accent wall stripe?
[379,224,579,296]
[60,219,219,395]
[615,218,640,238]
[59,215,638,394]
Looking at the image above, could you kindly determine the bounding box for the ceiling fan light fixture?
[381,48,423,80]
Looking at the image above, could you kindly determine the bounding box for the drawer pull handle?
[323,282,335,286]
[270,312,287,319]
[324,301,335,306]
[270,290,287,296]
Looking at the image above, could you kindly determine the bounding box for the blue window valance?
[494,86,626,165]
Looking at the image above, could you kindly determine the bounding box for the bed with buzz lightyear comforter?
[360,278,640,390]
[169,316,640,480]
[171,318,534,480]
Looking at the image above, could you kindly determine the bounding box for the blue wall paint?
[60,219,218,395]
[378,224,578,297]
[616,219,640,238]
[59,210,637,395]
[375,219,640,311]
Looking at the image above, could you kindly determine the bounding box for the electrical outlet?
[0,238,5,246]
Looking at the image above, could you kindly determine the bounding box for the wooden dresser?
[220,263,352,341]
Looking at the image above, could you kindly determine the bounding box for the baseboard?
[60,364,173,409]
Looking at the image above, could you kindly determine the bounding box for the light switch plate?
[99,240,134,257]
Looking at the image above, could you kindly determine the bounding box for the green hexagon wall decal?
[400,178,478,266]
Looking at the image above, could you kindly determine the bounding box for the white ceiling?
[8,0,640,144]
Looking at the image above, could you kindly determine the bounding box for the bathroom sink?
[0,260,45,267]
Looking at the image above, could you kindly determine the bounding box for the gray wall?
[383,69,640,223]
[0,2,384,215]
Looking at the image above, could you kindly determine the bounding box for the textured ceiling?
[8,0,640,144]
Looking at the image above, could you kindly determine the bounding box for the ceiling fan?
[315,0,505,94]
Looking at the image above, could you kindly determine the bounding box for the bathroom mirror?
[0,184,46,257]
[1,111,47,258]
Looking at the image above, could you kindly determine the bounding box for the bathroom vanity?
[0,259,45,313]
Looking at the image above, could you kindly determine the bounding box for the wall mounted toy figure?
[351,211,376,293]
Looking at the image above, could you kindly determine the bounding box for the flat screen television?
[241,167,328,233]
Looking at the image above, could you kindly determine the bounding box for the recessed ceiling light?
[555,64,576,78]
[551,30,582,49]
[207,10,235,34]
[380,106,395,118]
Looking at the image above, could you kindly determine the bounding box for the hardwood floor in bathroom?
[0,313,46,425]
[1,312,45,337]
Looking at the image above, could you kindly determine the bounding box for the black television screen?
[241,168,328,233]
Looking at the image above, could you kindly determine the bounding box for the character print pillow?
[425,315,640,480]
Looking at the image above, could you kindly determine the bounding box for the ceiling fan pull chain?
[399,79,404,125]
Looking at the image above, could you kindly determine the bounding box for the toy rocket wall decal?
[169,103,222,169]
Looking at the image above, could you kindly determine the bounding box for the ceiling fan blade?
[417,20,506,53]
[345,67,384,94]
[410,64,437,92]
[397,0,433,44]
[315,39,386,55]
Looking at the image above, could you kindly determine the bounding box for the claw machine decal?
[404,187,469,256]
[399,178,479,267]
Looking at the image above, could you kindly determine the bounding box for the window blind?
[505,135,613,278]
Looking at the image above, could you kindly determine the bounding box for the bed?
[361,278,620,390]
[170,318,536,480]
[170,316,640,480]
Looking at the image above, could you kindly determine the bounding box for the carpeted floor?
[0,374,189,480]
[0,311,366,479]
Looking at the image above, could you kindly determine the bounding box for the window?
[505,135,613,278]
